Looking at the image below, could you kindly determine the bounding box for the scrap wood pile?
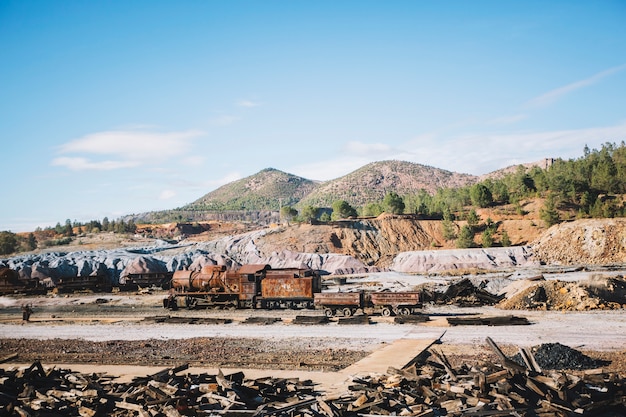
[0,361,320,417]
[1,339,625,417]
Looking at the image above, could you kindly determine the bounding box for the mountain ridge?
[130,158,550,223]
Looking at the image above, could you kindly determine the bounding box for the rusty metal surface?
[370,291,421,306]
[172,266,232,292]
[313,292,363,307]
[238,264,270,275]
[261,276,316,299]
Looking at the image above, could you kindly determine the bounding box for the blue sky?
[1,1,625,232]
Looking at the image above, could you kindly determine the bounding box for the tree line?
[0,217,137,255]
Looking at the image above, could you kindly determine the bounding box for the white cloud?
[51,157,140,171]
[237,99,261,108]
[526,63,626,108]
[159,189,177,200]
[53,129,204,171]
[404,122,626,175]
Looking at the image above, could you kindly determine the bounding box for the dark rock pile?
[513,342,611,370]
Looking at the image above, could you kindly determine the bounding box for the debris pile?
[498,276,626,311]
[422,278,504,306]
[512,342,611,371]
[2,339,624,417]
[0,361,319,417]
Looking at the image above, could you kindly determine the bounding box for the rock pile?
[512,343,611,371]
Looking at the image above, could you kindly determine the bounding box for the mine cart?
[314,292,364,317]
[55,275,111,293]
[370,291,422,316]
[0,268,43,295]
[119,272,173,290]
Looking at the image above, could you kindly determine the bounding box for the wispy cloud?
[51,157,140,171]
[405,122,626,175]
[52,129,204,171]
[526,63,626,108]
[291,123,626,180]
[159,189,177,200]
[486,113,528,125]
[209,115,240,126]
[237,99,261,108]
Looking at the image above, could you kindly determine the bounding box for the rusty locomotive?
[165,264,322,310]
[164,263,422,315]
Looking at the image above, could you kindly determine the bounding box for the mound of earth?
[498,275,626,311]
[531,218,626,265]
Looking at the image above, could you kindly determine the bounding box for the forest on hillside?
[1,142,625,255]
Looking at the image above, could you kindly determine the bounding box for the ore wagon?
[314,290,422,317]
[0,268,43,295]
[313,292,364,317]
[370,291,422,316]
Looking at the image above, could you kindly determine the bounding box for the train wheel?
[381,307,392,317]
[399,307,411,315]
[185,296,198,310]
[324,308,334,318]
[342,308,353,317]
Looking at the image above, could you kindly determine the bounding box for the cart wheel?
[342,308,353,317]
[324,308,334,318]
[399,308,411,315]
[381,307,392,317]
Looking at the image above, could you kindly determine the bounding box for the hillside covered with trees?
[1,142,624,256]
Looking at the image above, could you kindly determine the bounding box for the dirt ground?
[1,290,625,377]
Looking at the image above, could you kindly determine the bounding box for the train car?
[54,275,111,293]
[119,272,173,290]
[0,268,43,295]
[370,291,422,316]
[314,290,422,317]
[314,291,364,317]
[259,268,321,309]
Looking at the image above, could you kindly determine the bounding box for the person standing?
[21,304,33,322]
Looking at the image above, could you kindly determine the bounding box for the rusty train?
[2,263,422,316]
[164,263,422,316]
[166,264,322,310]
